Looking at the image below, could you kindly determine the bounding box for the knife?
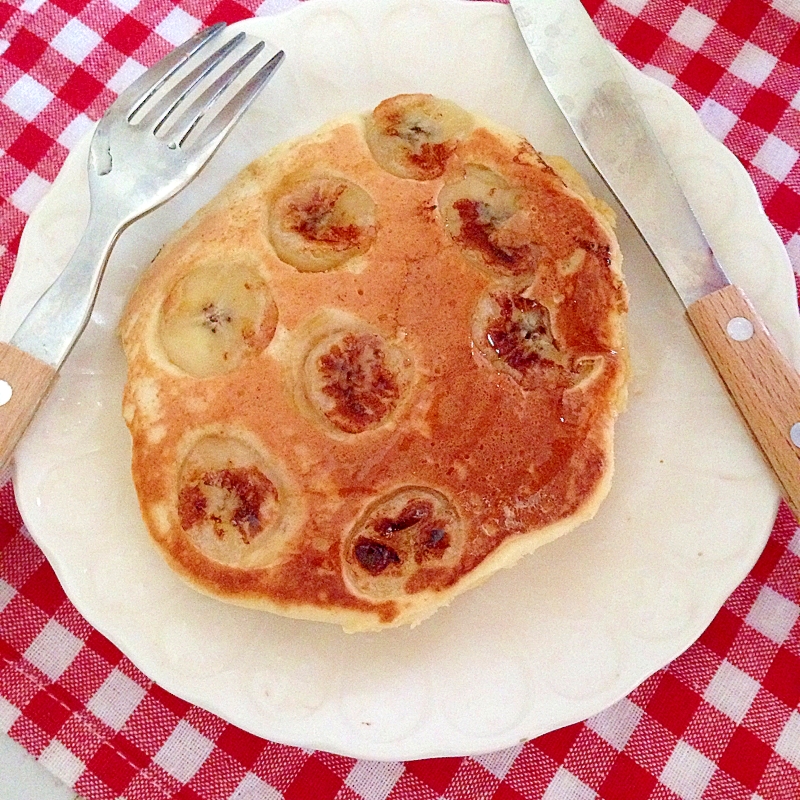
[510,0,800,520]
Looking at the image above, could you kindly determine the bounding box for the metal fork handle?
[0,205,123,471]
[11,206,123,367]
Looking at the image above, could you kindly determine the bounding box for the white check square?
[108,0,139,12]
[746,585,799,644]
[774,0,800,23]
[24,619,83,681]
[10,173,51,215]
[785,234,800,273]
[610,0,648,15]
[107,58,147,95]
[0,696,19,734]
[346,762,404,800]
[698,98,739,140]
[87,670,147,731]
[660,741,716,800]
[729,42,778,87]
[776,711,800,770]
[58,113,95,151]
[39,740,85,785]
[3,75,54,121]
[542,767,595,800]
[670,7,715,51]
[256,0,301,14]
[473,744,523,780]
[154,720,214,782]
[641,64,676,87]
[753,135,799,183]
[704,660,760,723]
[51,18,101,64]
[231,773,283,800]
[0,579,14,614]
[156,8,201,47]
[586,696,643,750]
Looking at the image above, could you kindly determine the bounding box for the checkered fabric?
[1,0,800,798]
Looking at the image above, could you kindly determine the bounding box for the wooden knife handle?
[687,284,800,521]
[0,342,58,473]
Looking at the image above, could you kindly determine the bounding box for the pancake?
[119,94,629,632]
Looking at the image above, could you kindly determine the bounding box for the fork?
[0,23,284,471]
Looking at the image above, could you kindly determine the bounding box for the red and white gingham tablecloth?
[2,0,800,798]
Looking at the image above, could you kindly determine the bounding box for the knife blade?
[510,0,800,520]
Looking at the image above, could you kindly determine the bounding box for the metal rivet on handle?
[0,380,12,407]
[726,316,754,341]
[726,316,754,342]
[791,423,800,449]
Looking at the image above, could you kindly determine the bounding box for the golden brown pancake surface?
[119,94,629,631]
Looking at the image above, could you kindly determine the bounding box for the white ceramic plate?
[2,0,797,760]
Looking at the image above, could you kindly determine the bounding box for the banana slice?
[365,93,474,180]
[178,435,283,567]
[298,314,414,435]
[159,259,277,378]
[342,487,465,600]
[472,283,572,386]
[268,175,376,272]
[439,164,542,276]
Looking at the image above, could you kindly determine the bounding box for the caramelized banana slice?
[343,487,465,600]
[474,285,608,393]
[178,435,282,567]
[439,165,542,276]
[159,259,277,378]
[303,325,413,435]
[268,175,376,272]
[473,284,577,387]
[365,94,473,180]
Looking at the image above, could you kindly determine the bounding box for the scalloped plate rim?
[2,0,795,760]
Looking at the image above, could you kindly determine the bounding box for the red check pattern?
[1,1,800,798]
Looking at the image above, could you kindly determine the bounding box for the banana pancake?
[119,94,629,631]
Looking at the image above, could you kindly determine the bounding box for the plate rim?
[4,0,794,759]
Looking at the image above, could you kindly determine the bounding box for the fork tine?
[114,23,226,121]
[187,50,285,156]
[142,32,247,134]
[168,40,266,148]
